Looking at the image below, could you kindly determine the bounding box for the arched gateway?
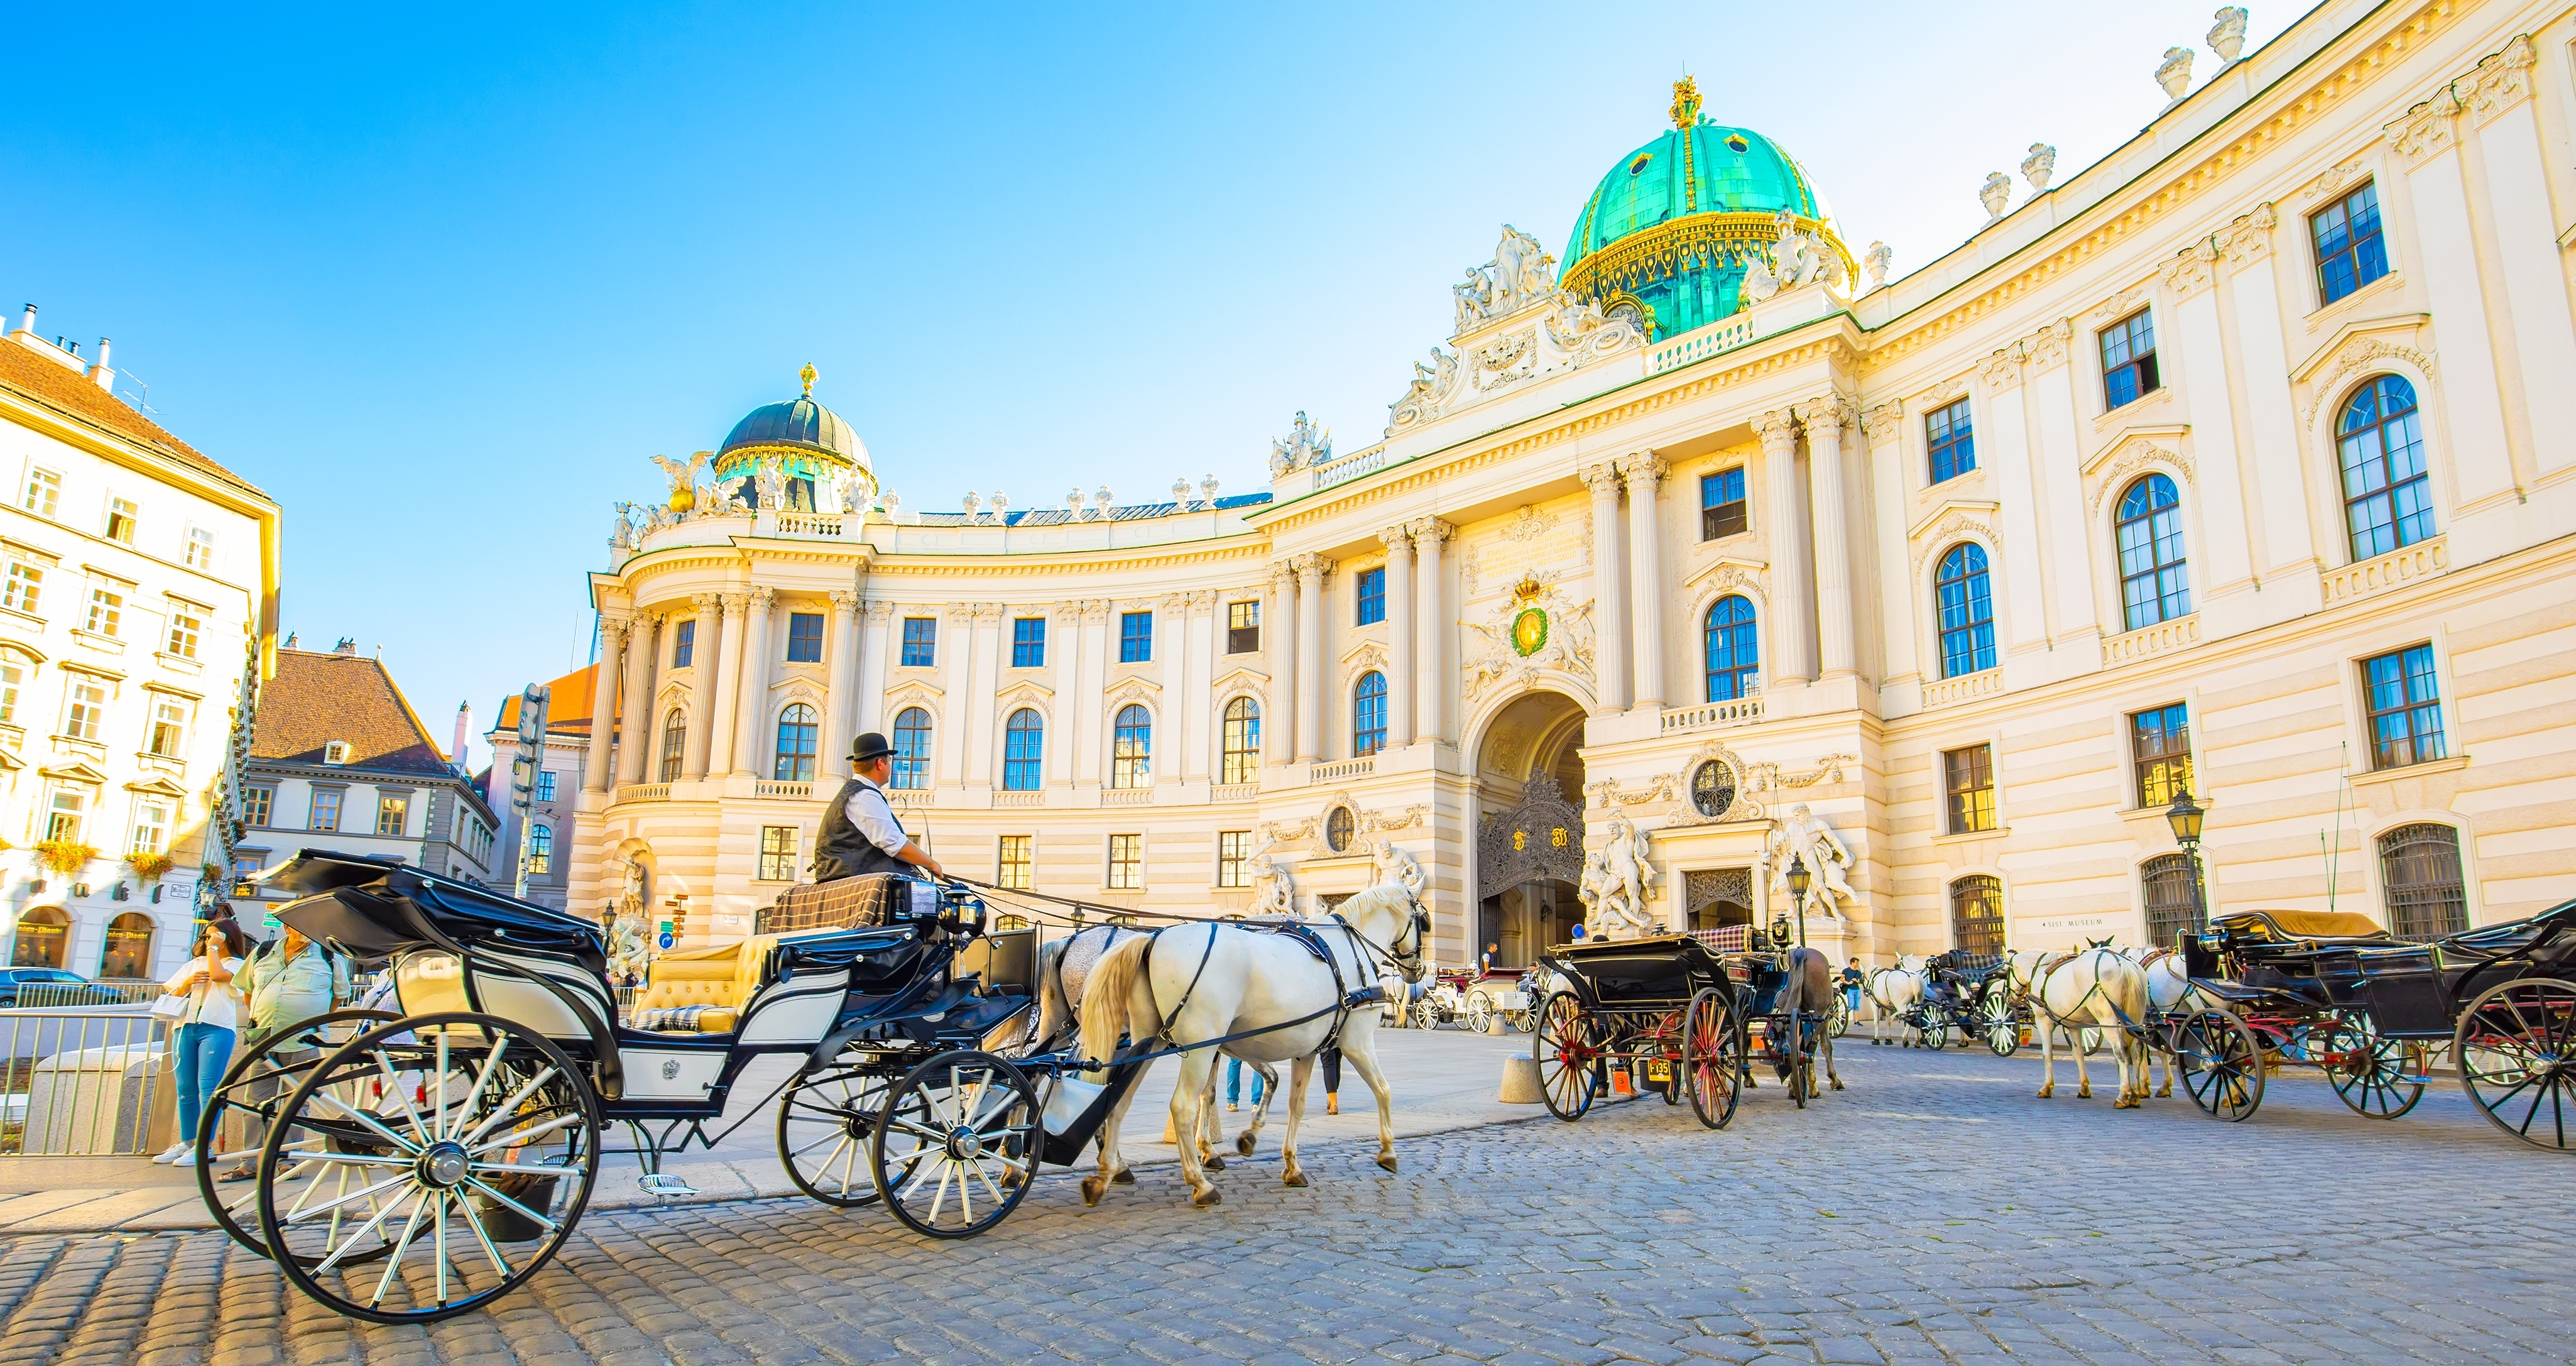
[1471,690,1589,967]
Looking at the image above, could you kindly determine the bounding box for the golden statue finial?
[1670,75,1703,129]
[799,361,817,397]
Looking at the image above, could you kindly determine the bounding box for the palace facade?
[574,0,2576,966]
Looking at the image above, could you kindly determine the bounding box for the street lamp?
[2164,787,2209,939]
[1784,856,1811,949]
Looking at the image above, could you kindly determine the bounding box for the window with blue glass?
[2100,310,2159,409]
[1702,596,1759,701]
[1011,617,1046,668]
[1935,544,1997,678]
[2363,643,2446,771]
[1700,467,1747,539]
[1111,704,1152,788]
[900,616,936,667]
[1352,672,1388,757]
[891,706,932,789]
[785,611,824,663]
[773,703,817,782]
[1120,611,1153,664]
[1002,709,1044,790]
[2311,182,2388,305]
[1355,567,1385,626]
[2115,474,2191,630]
[671,620,695,669]
[1926,398,1975,483]
[2337,375,2433,561]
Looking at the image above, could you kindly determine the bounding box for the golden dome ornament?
[799,361,817,397]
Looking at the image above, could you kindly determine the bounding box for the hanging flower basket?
[31,839,99,875]
[126,851,176,881]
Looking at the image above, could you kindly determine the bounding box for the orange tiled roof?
[496,662,601,740]
[0,339,266,499]
[251,648,452,775]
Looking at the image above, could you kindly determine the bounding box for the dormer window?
[324,740,351,765]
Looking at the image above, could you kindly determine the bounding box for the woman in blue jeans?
[1224,1055,1265,1110]
[153,919,248,1163]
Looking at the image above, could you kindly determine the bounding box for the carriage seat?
[630,935,779,1032]
[2215,909,2393,946]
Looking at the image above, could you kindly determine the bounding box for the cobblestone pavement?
[3,1041,2572,1366]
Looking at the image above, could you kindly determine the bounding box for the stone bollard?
[1498,1054,1542,1104]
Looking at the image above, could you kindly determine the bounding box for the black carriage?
[1531,929,1826,1126]
[199,851,1147,1324]
[1904,951,2011,1054]
[2173,897,2576,1148]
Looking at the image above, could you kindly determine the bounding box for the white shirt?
[163,954,245,1030]
[843,774,910,858]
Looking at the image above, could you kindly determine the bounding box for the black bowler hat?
[850,731,895,763]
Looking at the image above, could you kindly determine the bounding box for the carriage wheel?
[2055,1024,2104,1056]
[1535,993,1596,1122]
[2453,977,2576,1152]
[1683,988,1741,1130]
[1466,999,1495,1035]
[258,1012,601,1325]
[2317,1011,2426,1120]
[195,1009,401,1263]
[777,1064,892,1207]
[870,1049,1042,1238]
[2173,1009,2266,1122]
[1977,993,2020,1057]
[1918,1005,1953,1051]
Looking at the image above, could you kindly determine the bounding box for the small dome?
[710,366,875,505]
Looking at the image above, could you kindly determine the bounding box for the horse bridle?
[1341,890,1433,983]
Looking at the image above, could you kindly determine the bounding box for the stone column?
[1294,555,1327,763]
[856,601,894,736]
[1182,591,1215,782]
[1054,601,1085,786]
[616,610,658,785]
[1580,461,1629,713]
[1755,409,1815,684]
[584,615,627,792]
[936,605,974,787]
[1800,395,1858,679]
[1380,525,1415,747]
[702,593,747,777]
[821,590,861,779]
[1412,519,1452,746]
[1267,562,1297,766]
[1157,593,1187,785]
[1619,454,1667,711]
[729,586,777,776]
[967,604,1005,792]
[1072,601,1110,791]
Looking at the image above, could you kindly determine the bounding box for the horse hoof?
[1191,1186,1223,1208]
[1376,1154,1399,1173]
[2114,1096,2139,1110]
[2156,1085,2171,1098]
[1831,1080,1845,1091]
[2077,1086,2093,1099]
[1282,1170,1308,1188]
[1079,1177,1105,1206]
[2036,1085,2054,1099]
[1235,1132,1257,1156]
[1201,1154,1226,1172]
[1111,1168,1135,1186]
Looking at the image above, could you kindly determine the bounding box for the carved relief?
[1858,400,1905,442]
[2090,288,2148,322]
[1910,513,2002,578]
[1977,347,2022,391]
[2023,319,2075,369]
[1388,225,1642,437]
[2300,337,2439,429]
[2220,202,2278,265]
[2088,442,2197,515]
[1460,572,1597,704]
[2465,33,2538,126]
[2159,239,2220,299]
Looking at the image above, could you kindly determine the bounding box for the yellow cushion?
[634,936,781,1015]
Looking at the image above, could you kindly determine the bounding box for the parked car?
[0,968,114,1007]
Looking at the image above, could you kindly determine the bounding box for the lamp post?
[2164,787,2208,940]
[1784,856,1811,948]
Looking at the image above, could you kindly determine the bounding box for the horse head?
[1339,880,1433,983]
[2084,935,2117,950]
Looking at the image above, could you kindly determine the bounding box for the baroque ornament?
[2300,337,2438,429]
[1390,225,1644,437]
[1461,573,1595,704]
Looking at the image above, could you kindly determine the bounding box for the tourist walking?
[1842,958,1865,1017]
[155,920,249,1164]
[214,924,341,1180]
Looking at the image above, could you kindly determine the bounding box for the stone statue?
[880,489,903,520]
[1864,241,1893,292]
[1766,802,1859,927]
[650,452,707,512]
[705,473,751,515]
[2208,8,2248,64]
[753,456,788,511]
[1769,210,1820,290]
[1577,848,1656,941]
[1740,251,1781,304]
[2021,143,2057,193]
[609,503,639,550]
[1198,474,1220,507]
[1979,172,2014,221]
[604,861,652,985]
[1249,839,1296,917]
[1269,413,1330,477]
[2157,46,2195,102]
[1372,840,1426,896]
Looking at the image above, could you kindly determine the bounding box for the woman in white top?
[155,918,248,1164]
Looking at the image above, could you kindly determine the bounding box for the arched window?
[1690,761,1737,819]
[1935,544,1997,677]
[658,708,687,782]
[773,703,817,782]
[2115,474,2190,630]
[1220,697,1260,785]
[2337,375,2433,561]
[1352,672,1388,757]
[1949,876,2004,955]
[2379,822,2467,942]
[1702,596,1759,701]
[892,707,932,790]
[2141,853,2204,947]
[1002,709,1044,791]
[527,823,555,875]
[10,906,68,969]
[1111,704,1152,788]
[99,912,154,979]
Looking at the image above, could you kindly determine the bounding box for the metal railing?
[17,980,160,1009]
[0,1008,173,1156]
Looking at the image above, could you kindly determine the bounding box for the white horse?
[2009,948,2154,1107]
[1032,926,1277,1174]
[1866,955,1929,1047]
[2117,946,2209,1098]
[1076,881,1430,1207]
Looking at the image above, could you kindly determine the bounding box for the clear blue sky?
[4,2,2289,771]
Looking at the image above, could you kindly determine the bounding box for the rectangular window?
[785,611,824,663]
[2129,703,2193,809]
[185,526,216,570]
[63,680,106,741]
[374,794,408,836]
[1011,616,1045,668]
[671,620,695,669]
[1700,467,1749,540]
[997,834,1032,890]
[166,609,202,659]
[45,788,85,841]
[2100,310,2159,410]
[1943,745,1996,834]
[1226,600,1260,654]
[2363,643,2447,771]
[229,850,263,892]
[1355,567,1385,626]
[22,468,59,519]
[242,786,274,827]
[129,799,172,855]
[535,770,557,802]
[1216,831,1251,888]
[3,560,41,615]
[147,698,188,756]
[1120,610,1154,664]
[0,660,18,724]
[1106,834,1142,890]
[105,498,138,543]
[758,826,799,881]
[2311,182,2388,306]
[86,587,121,637]
[900,616,937,667]
[309,788,344,833]
[1926,398,1976,483]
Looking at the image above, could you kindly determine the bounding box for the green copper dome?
[1561,79,1848,339]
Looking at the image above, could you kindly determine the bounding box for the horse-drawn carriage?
[198,852,1152,1323]
[1910,950,2013,1055]
[1411,967,1539,1032]
[1531,928,1837,1127]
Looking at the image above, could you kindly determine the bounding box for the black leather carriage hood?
[261,848,609,975]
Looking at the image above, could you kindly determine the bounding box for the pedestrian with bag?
[153,919,248,1164]
[212,923,339,1181]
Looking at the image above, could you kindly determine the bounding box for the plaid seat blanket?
[757,873,936,935]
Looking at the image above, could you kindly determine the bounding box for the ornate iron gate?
[1476,774,1585,899]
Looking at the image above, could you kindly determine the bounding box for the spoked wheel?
[1535,993,1596,1122]
[777,1064,892,1206]
[1683,988,1741,1130]
[1917,1005,1953,1051]
[258,1012,601,1325]
[1466,996,1495,1035]
[196,1009,401,1262]
[1826,993,1850,1039]
[2317,1010,2426,1120]
[2054,1025,2105,1056]
[1977,993,2021,1057]
[2454,977,2576,1152]
[870,1049,1042,1238]
[2173,1009,2266,1122]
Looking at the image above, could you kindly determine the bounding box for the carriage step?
[637,1173,699,1198]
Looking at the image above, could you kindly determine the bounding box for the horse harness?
[1106,901,1431,1068]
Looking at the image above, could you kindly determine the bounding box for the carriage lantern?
[2164,787,2210,939]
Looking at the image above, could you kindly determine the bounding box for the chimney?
[14,305,32,337]
[453,701,473,775]
[90,337,112,391]
[332,636,356,655]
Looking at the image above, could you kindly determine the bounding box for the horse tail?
[1079,933,1157,1077]
[1030,936,1071,1050]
